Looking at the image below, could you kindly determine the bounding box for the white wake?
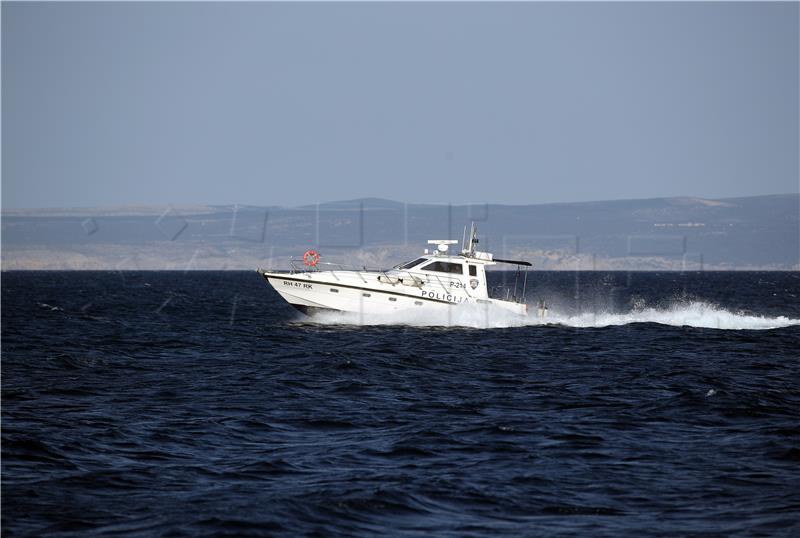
[306,301,799,331]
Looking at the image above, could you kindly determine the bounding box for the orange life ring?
[303,249,320,267]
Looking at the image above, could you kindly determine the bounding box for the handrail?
[430,274,449,295]
[282,256,527,304]
[288,258,383,274]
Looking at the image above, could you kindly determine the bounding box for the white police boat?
[257,224,531,317]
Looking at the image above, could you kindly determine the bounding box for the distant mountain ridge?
[2,194,798,270]
[0,193,782,215]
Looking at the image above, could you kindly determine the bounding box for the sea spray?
[307,300,800,330]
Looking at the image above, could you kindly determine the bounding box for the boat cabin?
[385,226,531,304]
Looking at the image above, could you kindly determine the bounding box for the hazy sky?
[2,2,798,209]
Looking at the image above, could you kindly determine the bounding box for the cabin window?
[388,297,397,302]
[362,293,371,297]
[421,261,464,275]
[469,265,477,277]
[399,257,427,269]
[330,288,339,293]
[414,301,423,305]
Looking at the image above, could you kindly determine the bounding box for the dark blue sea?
[3,271,800,537]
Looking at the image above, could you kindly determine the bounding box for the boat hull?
[259,270,527,318]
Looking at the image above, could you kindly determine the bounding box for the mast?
[464,222,478,257]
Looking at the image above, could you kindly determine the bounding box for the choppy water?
[3,271,800,536]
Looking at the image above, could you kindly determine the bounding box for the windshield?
[420,261,465,275]
[398,257,428,270]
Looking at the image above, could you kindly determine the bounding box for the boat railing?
[288,259,372,273]
[288,259,424,282]
[487,266,530,304]
[287,259,388,284]
[426,273,470,297]
[284,256,528,304]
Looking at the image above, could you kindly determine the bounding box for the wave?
[543,301,799,330]
[306,301,799,330]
